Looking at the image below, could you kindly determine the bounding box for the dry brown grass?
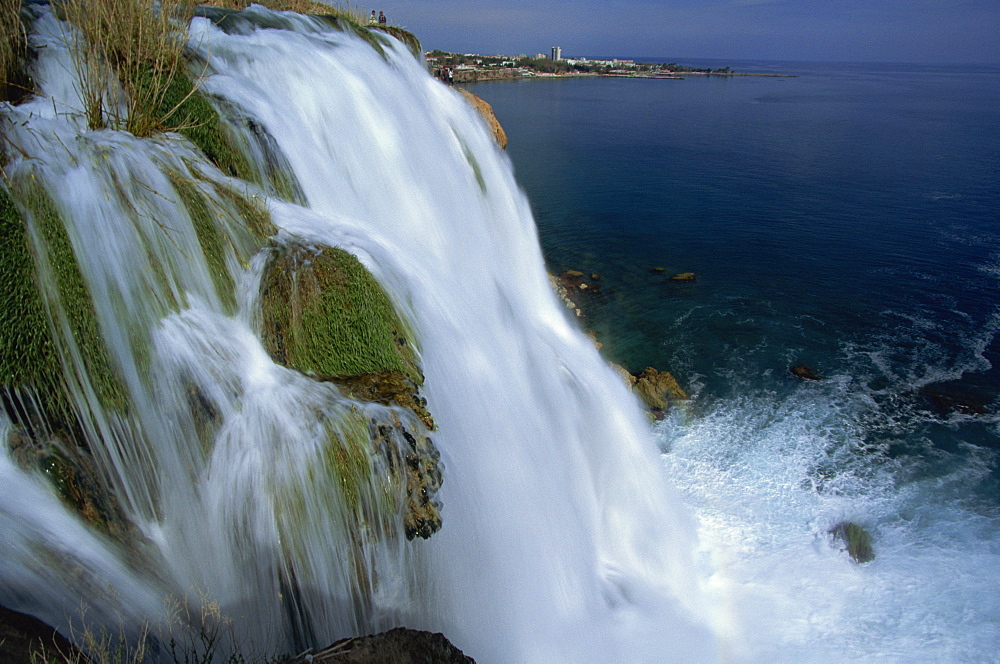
[0,0,27,100]
[60,0,197,135]
[204,0,367,23]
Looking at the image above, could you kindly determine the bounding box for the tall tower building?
[551,46,562,61]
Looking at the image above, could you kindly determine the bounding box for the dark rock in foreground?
[0,605,81,662]
[290,627,475,663]
[830,521,875,564]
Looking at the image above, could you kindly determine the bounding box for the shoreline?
[446,68,795,84]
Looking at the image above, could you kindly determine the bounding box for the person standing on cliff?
[378,10,386,24]
[369,10,377,24]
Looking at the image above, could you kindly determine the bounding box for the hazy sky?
[364,0,999,64]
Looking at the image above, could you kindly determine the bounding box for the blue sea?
[469,61,1000,660]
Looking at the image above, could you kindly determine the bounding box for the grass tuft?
[60,0,197,136]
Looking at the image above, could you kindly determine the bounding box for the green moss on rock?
[26,181,126,412]
[168,174,237,312]
[372,25,422,58]
[211,181,276,243]
[149,67,253,181]
[0,186,59,393]
[260,244,418,381]
[0,180,124,414]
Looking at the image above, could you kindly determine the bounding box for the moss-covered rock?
[260,243,444,539]
[260,244,419,382]
[0,186,59,396]
[0,181,132,537]
[371,25,422,59]
[151,68,254,180]
[8,427,127,539]
[0,179,125,416]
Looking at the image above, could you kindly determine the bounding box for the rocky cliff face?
[457,88,508,150]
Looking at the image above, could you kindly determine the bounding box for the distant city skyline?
[351,0,999,65]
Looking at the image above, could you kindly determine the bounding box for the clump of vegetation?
[210,181,275,243]
[260,244,418,381]
[168,174,238,312]
[59,0,195,136]
[0,179,130,539]
[372,25,420,58]
[830,521,875,564]
[203,0,366,21]
[159,72,254,179]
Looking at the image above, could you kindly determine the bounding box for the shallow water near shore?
[471,61,1000,661]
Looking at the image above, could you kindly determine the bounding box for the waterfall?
[0,5,717,661]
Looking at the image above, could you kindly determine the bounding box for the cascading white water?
[0,5,719,662]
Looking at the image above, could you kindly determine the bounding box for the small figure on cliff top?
[378,10,387,25]
[369,10,377,24]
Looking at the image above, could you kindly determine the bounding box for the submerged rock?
[548,273,580,317]
[919,383,989,416]
[791,364,821,381]
[830,521,875,563]
[291,627,475,663]
[669,272,696,282]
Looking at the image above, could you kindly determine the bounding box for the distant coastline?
[425,50,794,84]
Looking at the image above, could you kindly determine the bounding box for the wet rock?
[791,364,821,381]
[632,367,688,411]
[651,267,667,273]
[830,521,875,564]
[590,273,602,280]
[548,273,581,317]
[370,420,443,540]
[291,626,475,663]
[562,270,585,278]
[8,428,127,539]
[610,362,637,389]
[0,605,82,663]
[457,88,508,150]
[336,371,434,431]
[669,272,696,282]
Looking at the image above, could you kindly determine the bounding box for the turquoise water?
[470,62,1000,660]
